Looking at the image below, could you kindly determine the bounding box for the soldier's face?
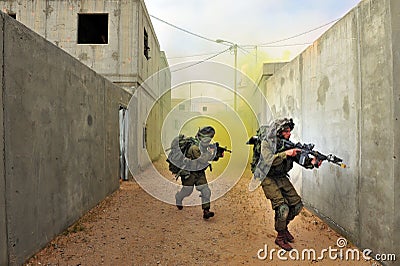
[281,128,291,140]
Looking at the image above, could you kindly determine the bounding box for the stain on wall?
[317,76,330,105]
[342,95,350,120]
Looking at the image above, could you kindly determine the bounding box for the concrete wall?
[0,13,7,266]
[0,0,172,173]
[0,0,164,88]
[391,0,400,256]
[260,0,398,259]
[356,0,396,257]
[0,13,131,265]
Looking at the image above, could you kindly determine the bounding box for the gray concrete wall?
[391,0,400,257]
[357,0,395,257]
[0,0,138,83]
[261,0,398,259]
[0,0,167,92]
[0,0,172,174]
[0,13,8,266]
[0,13,131,265]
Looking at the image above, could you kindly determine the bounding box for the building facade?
[1,0,172,172]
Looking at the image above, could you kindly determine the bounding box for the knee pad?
[275,204,289,221]
[292,202,303,216]
[288,202,303,220]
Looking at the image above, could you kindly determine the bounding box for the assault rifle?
[211,142,232,162]
[282,139,346,168]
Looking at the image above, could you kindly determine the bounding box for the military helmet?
[269,118,295,137]
[196,126,215,142]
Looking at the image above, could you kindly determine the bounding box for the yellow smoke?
[238,48,291,83]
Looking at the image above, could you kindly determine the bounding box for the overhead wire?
[150,14,234,70]
[151,14,340,69]
[167,51,230,60]
[150,15,221,45]
[257,18,339,46]
[260,43,312,47]
[171,47,231,73]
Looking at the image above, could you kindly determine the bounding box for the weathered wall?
[0,13,131,265]
[391,0,400,257]
[0,13,7,266]
[356,0,395,257]
[0,0,169,96]
[300,6,360,241]
[0,0,172,176]
[261,0,398,260]
[0,0,163,87]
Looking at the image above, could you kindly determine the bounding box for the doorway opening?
[119,106,128,180]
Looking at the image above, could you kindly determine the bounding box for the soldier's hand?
[207,146,215,154]
[285,148,300,157]
[311,157,323,167]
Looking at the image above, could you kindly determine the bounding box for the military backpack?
[247,125,270,173]
[166,134,198,176]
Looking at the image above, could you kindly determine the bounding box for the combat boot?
[275,231,293,251]
[203,209,214,219]
[284,229,294,242]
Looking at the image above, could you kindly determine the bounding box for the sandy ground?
[25,158,378,266]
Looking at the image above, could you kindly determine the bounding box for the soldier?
[254,118,322,250]
[175,126,216,219]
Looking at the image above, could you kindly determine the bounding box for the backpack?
[247,125,269,173]
[166,134,198,176]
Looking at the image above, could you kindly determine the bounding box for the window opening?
[144,28,151,59]
[78,13,108,44]
[119,106,128,180]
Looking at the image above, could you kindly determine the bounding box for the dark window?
[202,106,208,112]
[144,28,151,59]
[78,13,108,44]
[8,13,16,19]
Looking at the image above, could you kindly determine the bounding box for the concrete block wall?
[261,0,398,260]
[0,13,7,265]
[0,1,173,171]
[0,13,131,265]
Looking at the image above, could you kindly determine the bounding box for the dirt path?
[25,159,376,265]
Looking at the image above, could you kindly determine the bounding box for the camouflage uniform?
[260,138,311,231]
[175,126,216,219]
[175,144,213,210]
[255,118,314,250]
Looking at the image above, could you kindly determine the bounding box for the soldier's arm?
[189,145,214,163]
[185,145,212,171]
[261,140,287,166]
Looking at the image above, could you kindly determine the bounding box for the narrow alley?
[25,158,375,265]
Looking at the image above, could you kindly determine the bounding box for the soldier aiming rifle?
[247,118,346,251]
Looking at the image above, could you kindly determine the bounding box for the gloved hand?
[311,157,323,168]
[285,148,300,157]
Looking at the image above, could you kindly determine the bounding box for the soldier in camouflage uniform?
[175,126,216,219]
[254,118,322,250]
